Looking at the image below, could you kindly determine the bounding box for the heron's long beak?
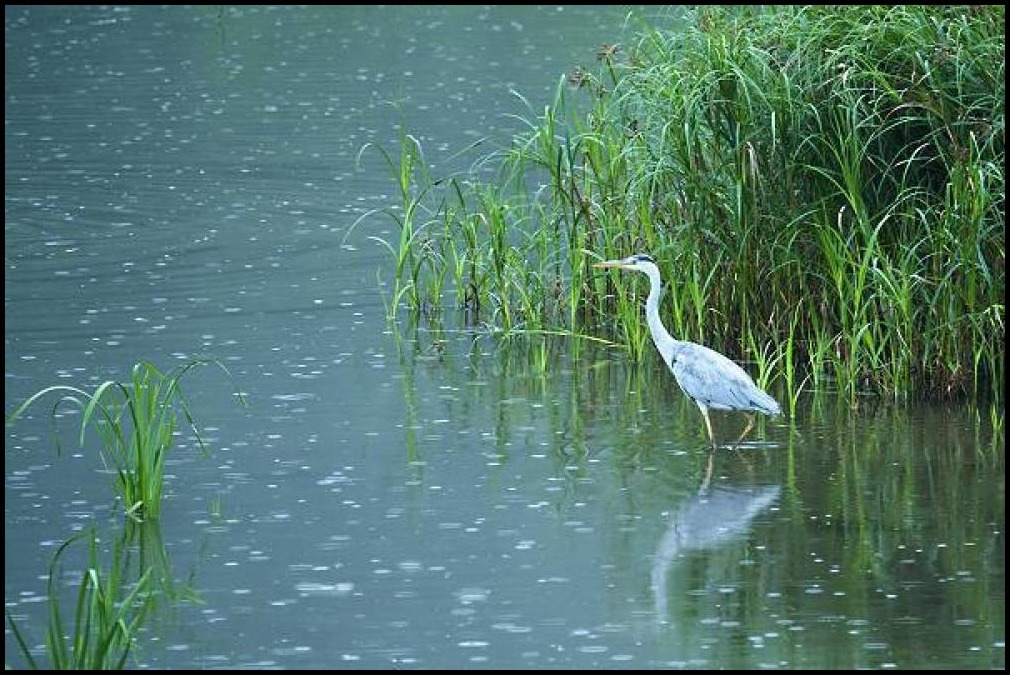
[592,259,629,269]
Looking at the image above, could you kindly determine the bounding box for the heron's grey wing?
[669,342,780,415]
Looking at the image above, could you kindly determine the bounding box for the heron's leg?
[697,403,717,449]
[699,449,715,493]
[731,413,756,450]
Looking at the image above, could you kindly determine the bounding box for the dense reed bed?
[370,5,1004,409]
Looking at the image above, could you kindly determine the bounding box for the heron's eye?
[636,254,655,263]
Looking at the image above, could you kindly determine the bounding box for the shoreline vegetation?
[367,5,1004,411]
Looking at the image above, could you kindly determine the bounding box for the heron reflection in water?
[651,453,781,625]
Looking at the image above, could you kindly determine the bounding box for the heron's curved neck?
[644,265,676,349]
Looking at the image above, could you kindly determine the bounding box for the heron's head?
[592,253,657,273]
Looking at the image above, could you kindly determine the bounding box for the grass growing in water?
[5,359,245,521]
[5,525,152,670]
[366,6,1003,410]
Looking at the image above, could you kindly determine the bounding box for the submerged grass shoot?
[5,359,245,521]
[5,525,151,670]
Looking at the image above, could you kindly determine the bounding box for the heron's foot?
[729,414,757,451]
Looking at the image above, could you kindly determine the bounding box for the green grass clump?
[5,359,245,521]
[5,525,152,670]
[368,5,1003,410]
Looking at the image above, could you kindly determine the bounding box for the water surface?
[5,5,1004,670]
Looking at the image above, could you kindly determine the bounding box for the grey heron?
[593,253,781,448]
